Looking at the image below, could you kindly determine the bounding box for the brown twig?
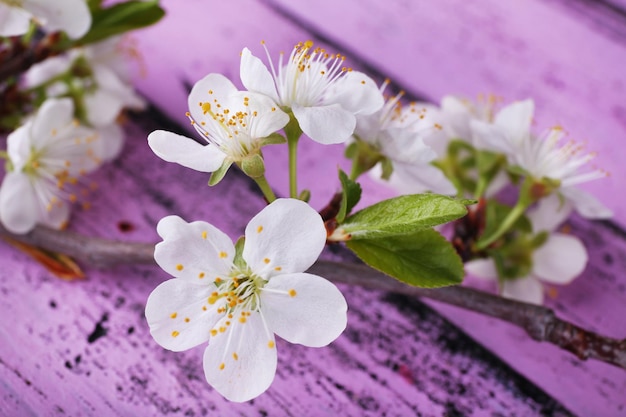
[1,223,624,370]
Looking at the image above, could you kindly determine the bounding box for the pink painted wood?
[0,0,624,415]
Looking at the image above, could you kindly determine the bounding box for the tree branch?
[1,223,624,370]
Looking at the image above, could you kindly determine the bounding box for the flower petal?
[501,276,544,305]
[155,215,235,283]
[293,104,355,144]
[31,98,74,148]
[84,89,124,128]
[532,233,587,284]
[23,54,72,88]
[203,311,277,402]
[560,187,613,219]
[261,273,347,347]
[464,258,498,281]
[381,162,457,195]
[243,199,326,277]
[145,279,222,352]
[148,130,226,173]
[494,99,534,148]
[528,193,573,233]
[23,0,91,38]
[188,73,239,123]
[94,123,125,162]
[0,172,39,234]
[328,71,384,115]
[239,48,280,102]
[471,119,513,155]
[0,5,31,37]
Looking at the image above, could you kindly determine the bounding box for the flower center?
[186,93,267,161]
[208,269,266,315]
[266,40,351,107]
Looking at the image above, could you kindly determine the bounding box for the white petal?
[203,311,277,402]
[40,195,70,230]
[0,172,39,234]
[293,104,355,144]
[328,71,384,115]
[94,123,125,162]
[501,277,544,305]
[22,55,72,88]
[379,128,436,165]
[243,198,326,277]
[0,5,31,37]
[31,98,75,148]
[261,273,347,347]
[145,279,222,352]
[382,162,457,195]
[188,73,239,123]
[560,187,613,219]
[148,130,226,173]
[494,99,534,147]
[239,48,280,102]
[6,123,32,171]
[464,258,498,281]
[528,193,573,233]
[23,0,91,38]
[154,215,235,283]
[84,89,124,128]
[532,233,587,285]
[470,119,514,155]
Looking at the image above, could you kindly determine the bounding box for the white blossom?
[145,198,348,402]
[148,73,289,174]
[240,40,384,144]
[0,98,121,233]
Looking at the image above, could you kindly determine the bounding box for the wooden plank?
[129,0,626,415]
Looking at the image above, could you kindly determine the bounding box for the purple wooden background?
[1,0,626,416]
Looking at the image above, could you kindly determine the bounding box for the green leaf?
[208,160,232,186]
[346,229,464,288]
[342,194,468,240]
[336,169,362,223]
[80,0,165,44]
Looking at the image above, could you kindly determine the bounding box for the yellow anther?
[268,341,275,349]
[264,258,270,264]
[198,272,205,279]
[201,231,208,239]
[257,225,263,233]
[219,327,226,333]
[215,277,223,283]
[219,251,227,258]
[176,264,184,271]
[202,306,208,311]
[304,40,314,48]
[69,194,77,203]
[233,353,239,361]
[170,312,177,319]
[288,289,297,297]
[219,362,225,370]
[208,90,214,94]
[239,317,247,323]
[274,266,282,272]
[201,102,211,114]
[171,331,180,337]
[184,317,190,323]
[210,329,217,336]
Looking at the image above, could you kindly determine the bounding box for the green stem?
[253,175,277,203]
[287,136,299,198]
[476,198,530,250]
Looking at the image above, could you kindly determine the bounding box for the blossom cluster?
[0,1,152,233]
